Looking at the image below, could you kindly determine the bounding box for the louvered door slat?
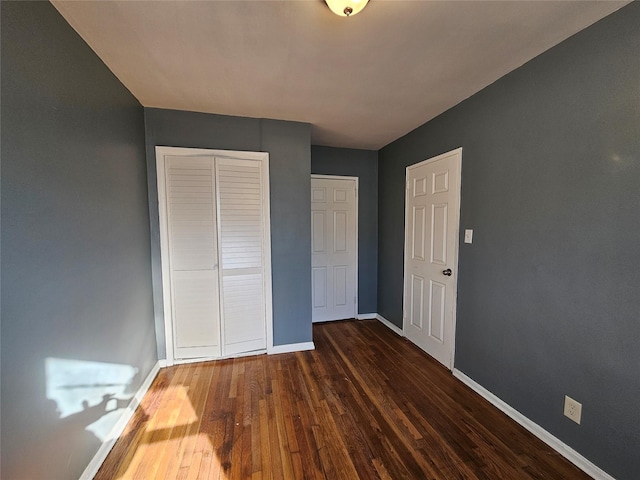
[216,158,267,355]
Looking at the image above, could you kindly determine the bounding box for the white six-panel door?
[404,148,461,369]
[311,176,358,323]
[157,147,272,364]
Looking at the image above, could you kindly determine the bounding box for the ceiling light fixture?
[325,0,369,17]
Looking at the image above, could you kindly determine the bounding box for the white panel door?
[216,158,267,355]
[165,156,221,359]
[311,176,357,322]
[404,149,461,369]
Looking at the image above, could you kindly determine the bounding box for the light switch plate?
[464,229,473,244]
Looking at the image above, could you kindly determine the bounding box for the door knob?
[442,268,452,276]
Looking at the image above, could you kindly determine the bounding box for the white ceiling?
[51,0,628,150]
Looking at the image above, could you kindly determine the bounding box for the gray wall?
[311,146,378,315]
[144,109,312,354]
[378,4,640,479]
[1,2,157,479]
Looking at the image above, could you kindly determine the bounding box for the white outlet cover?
[564,395,582,424]
[464,229,473,244]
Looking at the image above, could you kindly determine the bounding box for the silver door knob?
[442,268,452,276]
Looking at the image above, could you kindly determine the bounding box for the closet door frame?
[156,146,273,366]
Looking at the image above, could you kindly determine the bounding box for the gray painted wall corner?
[262,120,313,345]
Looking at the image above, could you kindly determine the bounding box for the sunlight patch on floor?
[115,379,227,479]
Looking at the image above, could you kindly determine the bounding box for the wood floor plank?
[323,326,442,478]
[96,320,593,480]
[122,364,193,479]
[271,366,296,479]
[173,364,216,479]
[95,367,176,480]
[258,398,272,480]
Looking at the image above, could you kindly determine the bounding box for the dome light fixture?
[325,0,370,17]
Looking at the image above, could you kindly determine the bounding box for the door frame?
[311,174,359,322]
[156,146,273,366]
[402,147,462,370]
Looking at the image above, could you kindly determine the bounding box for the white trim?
[311,174,359,181]
[375,314,404,337]
[452,369,617,480]
[261,158,274,354]
[311,317,346,324]
[155,146,273,366]
[172,349,268,365]
[403,147,463,370]
[155,146,268,161]
[268,342,315,355]
[354,178,359,324]
[79,361,162,480]
[156,151,175,366]
[311,174,359,323]
[171,355,222,365]
[356,313,377,320]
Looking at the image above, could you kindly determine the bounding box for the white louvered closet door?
[216,158,267,355]
[165,156,221,359]
[160,149,270,362]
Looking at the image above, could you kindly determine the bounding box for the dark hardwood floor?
[96,319,591,479]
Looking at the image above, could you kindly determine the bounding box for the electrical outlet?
[564,395,582,424]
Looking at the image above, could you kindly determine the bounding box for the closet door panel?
[165,156,221,359]
[221,273,265,353]
[172,270,219,349]
[216,158,267,354]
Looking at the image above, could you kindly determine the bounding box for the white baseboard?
[452,369,616,480]
[170,349,269,365]
[80,361,162,480]
[171,355,223,365]
[375,314,404,337]
[268,341,315,355]
[356,313,377,320]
